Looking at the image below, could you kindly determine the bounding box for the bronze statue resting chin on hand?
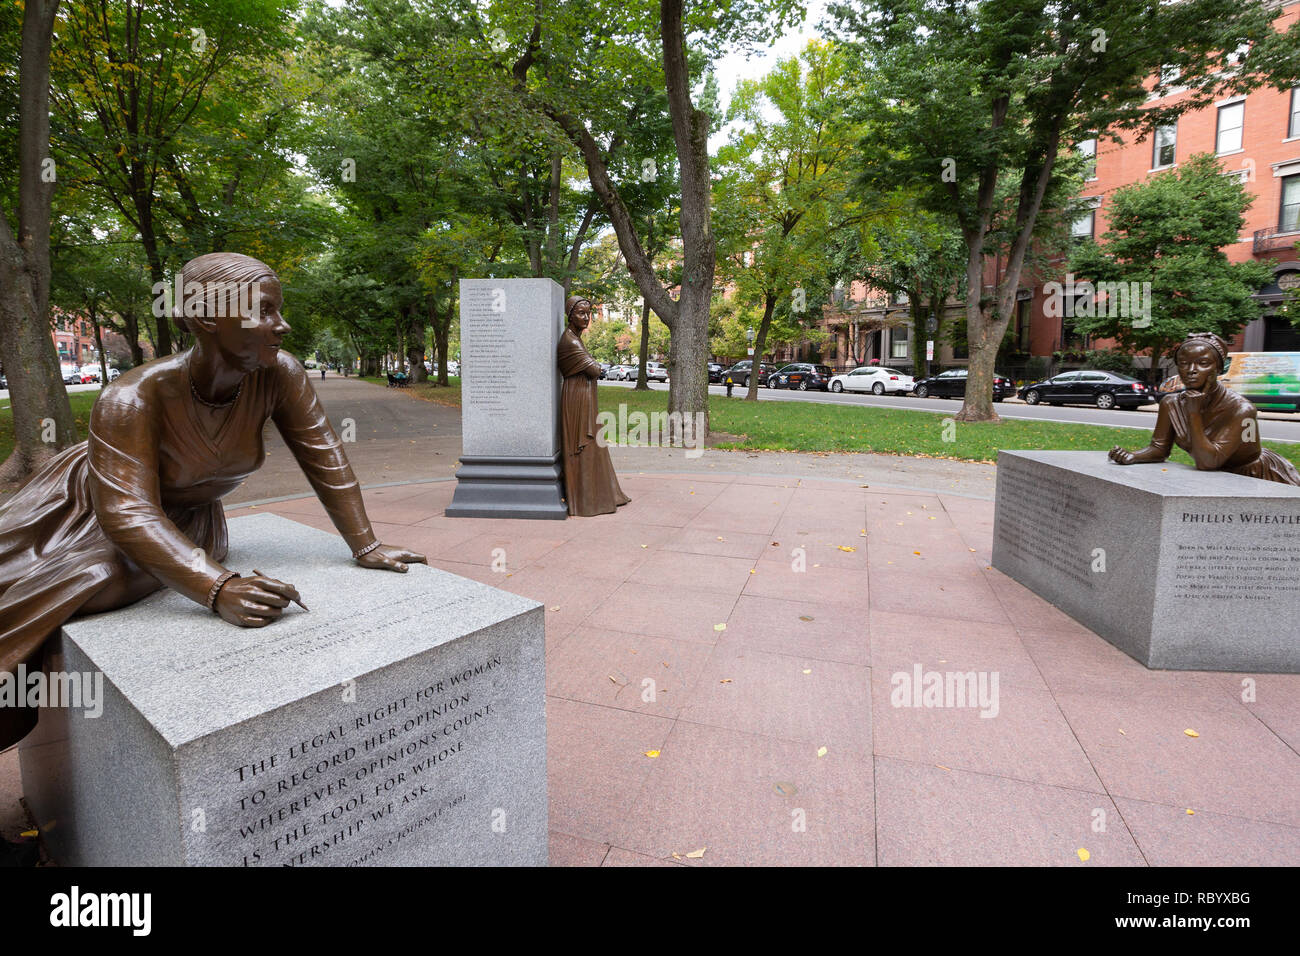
[0,251,426,753]
[1108,331,1300,485]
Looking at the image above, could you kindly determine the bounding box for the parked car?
[707,362,725,384]
[769,363,834,391]
[446,361,460,376]
[913,368,1016,401]
[78,366,101,384]
[604,364,629,380]
[721,360,776,388]
[1019,370,1157,409]
[644,361,669,383]
[829,366,915,396]
[107,367,121,382]
[61,367,80,385]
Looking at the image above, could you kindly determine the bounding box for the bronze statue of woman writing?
[0,253,426,756]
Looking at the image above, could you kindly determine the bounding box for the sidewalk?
[219,468,1299,865]
[3,450,1297,865]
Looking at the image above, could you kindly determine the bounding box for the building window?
[1016,298,1031,352]
[1077,138,1097,180]
[1281,174,1300,232]
[1071,209,1095,241]
[1291,88,1300,139]
[1153,123,1177,169]
[1159,64,1181,88]
[1225,43,1250,68]
[1216,101,1244,154]
[890,326,910,360]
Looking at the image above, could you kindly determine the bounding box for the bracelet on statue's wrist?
[207,571,239,610]
[352,540,381,559]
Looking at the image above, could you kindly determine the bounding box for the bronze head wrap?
[565,295,593,320]
[1173,332,1229,370]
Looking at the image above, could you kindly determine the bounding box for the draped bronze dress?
[557,328,630,516]
[0,350,376,747]
[1163,387,1300,485]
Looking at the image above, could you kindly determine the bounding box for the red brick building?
[786,2,1300,377]
[1012,0,1300,373]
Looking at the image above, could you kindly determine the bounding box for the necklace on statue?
[188,357,241,408]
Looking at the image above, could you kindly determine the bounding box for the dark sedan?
[707,362,725,384]
[1019,370,1156,409]
[913,368,1015,401]
[769,363,833,391]
[721,360,776,388]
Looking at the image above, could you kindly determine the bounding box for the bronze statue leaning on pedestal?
[0,252,426,753]
[557,296,631,516]
[1108,331,1300,485]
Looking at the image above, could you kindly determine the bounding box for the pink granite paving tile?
[1051,692,1300,827]
[741,561,870,609]
[547,627,712,719]
[628,550,758,593]
[717,595,870,666]
[659,527,774,560]
[679,644,873,756]
[868,564,1010,625]
[358,501,449,525]
[868,610,1047,693]
[584,581,741,644]
[548,831,611,866]
[611,498,707,528]
[1113,797,1300,866]
[983,571,1097,636]
[870,671,1105,792]
[760,533,871,570]
[546,698,674,845]
[422,558,513,587]
[613,721,876,866]
[533,538,655,582]
[601,847,686,866]
[690,501,789,535]
[874,757,1143,866]
[561,520,678,552]
[498,567,623,634]
[1017,628,1245,712]
[262,496,330,518]
[264,510,336,534]
[427,533,566,569]
[1235,675,1300,752]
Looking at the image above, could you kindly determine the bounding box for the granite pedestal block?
[18,513,548,866]
[992,450,1300,672]
[448,278,567,519]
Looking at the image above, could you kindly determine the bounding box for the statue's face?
[213,277,289,372]
[570,301,592,332]
[1176,342,1220,392]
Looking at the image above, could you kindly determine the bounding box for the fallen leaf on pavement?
[685,848,706,859]
[1077,848,1091,862]
[1184,729,1199,738]
[643,750,660,758]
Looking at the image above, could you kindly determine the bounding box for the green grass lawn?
[0,389,100,464]
[595,387,1300,469]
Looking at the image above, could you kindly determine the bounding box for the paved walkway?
[214,470,1296,865]
[3,374,1296,865]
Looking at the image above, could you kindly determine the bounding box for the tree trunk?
[92,300,110,386]
[434,303,451,387]
[954,236,998,422]
[0,0,77,483]
[634,300,651,390]
[746,292,777,401]
[123,306,144,366]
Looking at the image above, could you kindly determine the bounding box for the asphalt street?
[598,379,1300,443]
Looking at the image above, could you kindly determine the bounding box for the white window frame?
[1216,99,1245,155]
[1291,88,1300,140]
[1152,123,1177,170]
[1077,137,1097,181]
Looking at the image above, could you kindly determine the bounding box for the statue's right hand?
[213,574,297,627]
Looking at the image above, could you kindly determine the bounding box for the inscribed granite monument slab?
[18,512,548,866]
[993,450,1300,672]
[448,278,567,519]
